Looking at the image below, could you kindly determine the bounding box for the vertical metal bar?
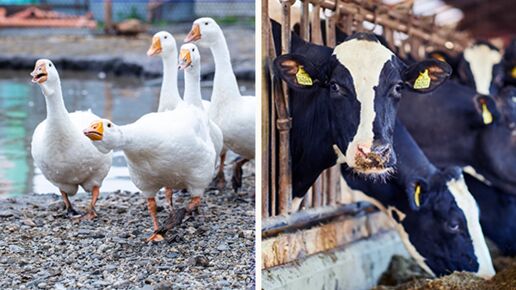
[311,1,323,45]
[327,166,338,206]
[325,9,336,48]
[262,0,271,218]
[383,26,395,52]
[313,176,323,208]
[300,0,310,41]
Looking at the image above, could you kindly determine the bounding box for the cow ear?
[402,60,452,93]
[273,54,321,91]
[406,180,429,211]
[474,95,500,125]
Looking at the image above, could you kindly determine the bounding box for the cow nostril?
[372,144,391,157]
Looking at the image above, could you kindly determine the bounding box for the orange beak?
[178,49,192,70]
[84,120,104,141]
[147,36,162,56]
[30,60,48,83]
[184,24,201,43]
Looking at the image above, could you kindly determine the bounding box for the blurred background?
[0,0,255,197]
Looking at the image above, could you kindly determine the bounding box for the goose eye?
[164,36,168,39]
[192,48,195,52]
[205,22,208,25]
[49,63,52,67]
[107,123,112,128]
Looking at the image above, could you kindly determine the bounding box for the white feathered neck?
[210,30,240,104]
[184,63,203,109]
[158,50,181,112]
[40,78,74,133]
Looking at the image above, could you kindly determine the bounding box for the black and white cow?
[503,38,516,87]
[463,172,516,256]
[398,80,516,196]
[271,20,451,210]
[429,41,504,97]
[342,120,495,278]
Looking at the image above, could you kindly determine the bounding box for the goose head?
[83,119,122,154]
[185,17,221,45]
[31,59,60,94]
[147,31,177,57]
[178,43,201,71]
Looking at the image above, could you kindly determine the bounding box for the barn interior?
[262,0,515,289]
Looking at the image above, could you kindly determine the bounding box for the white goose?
[146,31,215,205]
[30,59,112,219]
[84,104,216,242]
[185,17,255,192]
[179,43,223,164]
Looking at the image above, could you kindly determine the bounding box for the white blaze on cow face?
[333,39,394,169]
[447,177,495,278]
[463,45,502,96]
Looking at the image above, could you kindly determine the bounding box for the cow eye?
[445,220,460,233]
[392,83,403,98]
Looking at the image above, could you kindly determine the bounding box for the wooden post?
[103,0,112,34]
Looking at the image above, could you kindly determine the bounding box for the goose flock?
[30,18,255,242]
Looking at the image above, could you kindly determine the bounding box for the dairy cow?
[342,120,495,278]
[464,173,516,256]
[398,80,516,195]
[271,20,451,210]
[429,41,504,97]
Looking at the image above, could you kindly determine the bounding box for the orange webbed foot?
[146,232,165,242]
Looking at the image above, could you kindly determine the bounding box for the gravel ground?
[0,162,255,289]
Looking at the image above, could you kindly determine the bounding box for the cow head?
[394,167,495,278]
[472,87,516,192]
[274,33,451,176]
[457,42,504,96]
[503,38,516,86]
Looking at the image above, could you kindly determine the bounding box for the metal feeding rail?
[262,0,471,237]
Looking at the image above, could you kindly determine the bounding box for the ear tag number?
[414,183,421,207]
[511,66,516,79]
[296,66,313,86]
[481,102,493,125]
[414,69,431,90]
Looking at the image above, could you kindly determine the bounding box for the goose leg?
[231,158,249,192]
[164,187,173,211]
[80,186,99,220]
[210,151,226,190]
[146,197,164,242]
[60,190,81,218]
[186,189,202,213]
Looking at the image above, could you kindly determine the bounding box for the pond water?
[0,70,254,198]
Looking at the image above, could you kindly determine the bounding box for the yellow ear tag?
[296,66,313,86]
[413,69,431,90]
[414,184,421,207]
[511,66,516,79]
[481,102,493,125]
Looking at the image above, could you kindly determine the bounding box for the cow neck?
[393,121,438,190]
[290,91,337,197]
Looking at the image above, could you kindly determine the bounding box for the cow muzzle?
[354,143,395,173]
